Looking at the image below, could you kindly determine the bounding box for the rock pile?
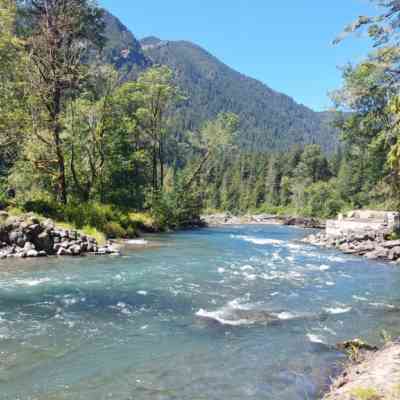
[282,217,325,229]
[0,212,120,259]
[304,230,400,262]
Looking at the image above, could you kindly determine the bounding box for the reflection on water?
[1,225,400,400]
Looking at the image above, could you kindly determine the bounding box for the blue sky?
[99,1,378,111]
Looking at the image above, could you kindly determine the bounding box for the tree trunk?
[159,136,164,189]
[153,144,158,193]
[52,87,67,204]
[185,151,210,190]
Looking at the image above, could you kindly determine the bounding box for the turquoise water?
[1,225,400,400]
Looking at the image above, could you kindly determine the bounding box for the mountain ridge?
[103,12,338,151]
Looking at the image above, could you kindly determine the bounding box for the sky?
[99,1,378,111]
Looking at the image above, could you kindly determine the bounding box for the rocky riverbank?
[202,213,325,229]
[0,212,120,258]
[304,230,400,262]
[323,340,400,400]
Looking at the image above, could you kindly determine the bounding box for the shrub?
[303,180,346,218]
[146,185,203,230]
[22,197,140,239]
[23,198,62,219]
[103,222,127,239]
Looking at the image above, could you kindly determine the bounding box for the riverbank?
[323,340,400,400]
[202,213,325,229]
[304,230,400,263]
[0,212,119,258]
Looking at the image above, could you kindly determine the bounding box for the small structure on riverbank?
[305,210,400,262]
[326,210,400,237]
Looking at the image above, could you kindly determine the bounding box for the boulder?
[9,231,23,245]
[26,249,39,258]
[23,242,36,252]
[69,244,82,256]
[57,247,72,256]
[388,246,400,261]
[381,240,400,249]
[365,247,389,260]
[34,231,54,254]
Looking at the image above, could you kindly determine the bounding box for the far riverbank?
[202,212,325,229]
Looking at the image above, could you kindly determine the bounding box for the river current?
[1,225,400,400]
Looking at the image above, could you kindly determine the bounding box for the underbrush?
[20,198,148,239]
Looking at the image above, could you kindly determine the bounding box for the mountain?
[102,11,150,76]
[103,12,338,152]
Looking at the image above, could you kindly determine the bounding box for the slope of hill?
[102,11,150,76]
[103,12,338,152]
[141,37,338,151]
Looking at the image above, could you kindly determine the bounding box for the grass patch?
[350,387,381,400]
[80,225,106,245]
[6,206,25,216]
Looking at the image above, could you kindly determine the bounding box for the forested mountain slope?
[104,14,338,151]
[102,11,151,76]
[140,36,338,151]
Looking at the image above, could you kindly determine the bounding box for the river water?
[1,225,400,400]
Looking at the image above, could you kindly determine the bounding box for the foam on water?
[126,239,148,245]
[353,295,368,302]
[319,265,331,271]
[195,308,254,326]
[324,306,352,314]
[369,302,396,309]
[13,277,52,287]
[232,235,284,246]
[307,334,326,344]
[274,312,296,320]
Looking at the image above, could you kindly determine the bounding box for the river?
[1,225,400,400]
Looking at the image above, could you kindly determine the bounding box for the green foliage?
[22,198,138,239]
[103,222,127,239]
[147,176,203,230]
[303,181,345,218]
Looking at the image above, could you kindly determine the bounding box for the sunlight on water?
[1,225,400,400]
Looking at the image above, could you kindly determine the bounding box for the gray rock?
[34,231,54,253]
[69,244,82,256]
[96,247,108,255]
[9,231,23,245]
[382,240,400,249]
[16,236,27,248]
[365,248,389,260]
[43,219,55,231]
[26,249,39,258]
[23,242,36,252]
[388,246,400,261]
[57,247,72,256]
